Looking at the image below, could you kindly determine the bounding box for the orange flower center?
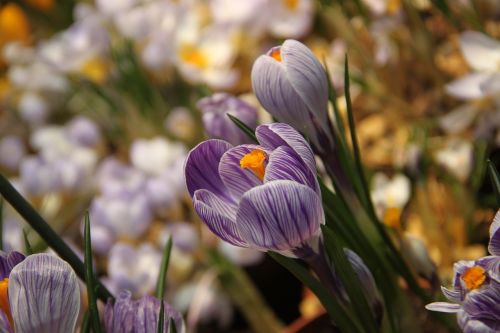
[383,207,401,229]
[240,149,267,181]
[270,48,282,62]
[284,0,299,11]
[462,266,486,290]
[0,278,12,325]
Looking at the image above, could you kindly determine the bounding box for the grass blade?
[22,229,33,255]
[155,235,173,299]
[0,197,3,251]
[81,310,91,333]
[227,113,258,143]
[488,160,500,207]
[84,213,102,333]
[157,300,165,333]
[169,317,177,333]
[0,174,113,302]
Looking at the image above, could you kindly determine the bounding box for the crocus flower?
[426,210,500,332]
[251,39,331,150]
[197,93,258,145]
[104,290,185,333]
[185,122,322,257]
[267,0,314,39]
[0,136,26,171]
[0,252,80,333]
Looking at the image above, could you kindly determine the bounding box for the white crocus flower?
[435,139,473,182]
[446,31,500,100]
[371,173,411,227]
[267,0,314,39]
[130,137,187,176]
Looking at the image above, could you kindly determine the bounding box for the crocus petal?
[425,302,461,313]
[104,291,136,333]
[8,254,80,333]
[446,72,492,100]
[0,311,12,333]
[281,40,328,125]
[193,189,248,247]
[460,31,500,72]
[256,123,316,174]
[219,144,265,199]
[264,146,319,194]
[251,55,312,134]
[134,296,185,333]
[442,286,463,303]
[0,251,25,280]
[185,139,233,201]
[463,287,500,322]
[479,72,500,95]
[236,180,323,252]
[489,210,500,256]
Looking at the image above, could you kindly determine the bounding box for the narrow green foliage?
[81,311,91,333]
[84,213,102,333]
[0,174,113,302]
[169,318,177,333]
[227,114,258,143]
[157,300,165,333]
[323,58,346,141]
[268,252,364,333]
[488,160,500,207]
[22,229,33,255]
[0,197,3,251]
[155,235,173,299]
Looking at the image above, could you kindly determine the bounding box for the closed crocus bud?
[251,40,331,149]
[197,93,258,146]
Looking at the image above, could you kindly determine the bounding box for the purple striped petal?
[219,144,265,199]
[256,123,316,174]
[264,146,319,194]
[463,287,500,322]
[488,210,500,256]
[185,139,233,202]
[8,254,80,333]
[251,55,313,134]
[0,251,25,280]
[0,310,13,332]
[104,291,136,333]
[193,189,248,247]
[425,302,461,313]
[442,286,463,303]
[236,180,323,252]
[281,40,328,125]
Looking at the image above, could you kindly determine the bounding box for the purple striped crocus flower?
[104,290,185,333]
[426,210,500,332]
[251,40,332,150]
[0,252,80,333]
[185,122,323,257]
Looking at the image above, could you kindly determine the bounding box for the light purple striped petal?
[251,55,313,134]
[442,286,463,303]
[185,139,233,202]
[236,180,323,252]
[463,287,500,322]
[219,144,265,199]
[256,123,316,175]
[104,291,136,333]
[0,311,13,333]
[134,296,185,333]
[281,40,328,125]
[8,254,80,333]
[193,189,248,247]
[488,210,500,256]
[264,146,319,194]
[0,251,25,280]
[425,302,461,313]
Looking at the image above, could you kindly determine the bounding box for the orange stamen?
[270,48,282,62]
[240,149,267,181]
[0,278,12,325]
[462,266,486,290]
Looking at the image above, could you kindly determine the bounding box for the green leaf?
[0,197,3,251]
[268,252,364,333]
[84,213,102,333]
[322,57,346,142]
[0,174,113,302]
[488,160,500,207]
[321,225,379,333]
[169,317,177,333]
[157,300,165,333]
[81,311,91,333]
[227,113,258,143]
[22,229,33,255]
[155,235,173,299]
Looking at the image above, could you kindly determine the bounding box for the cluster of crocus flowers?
[426,210,500,332]
[0,251,80,332]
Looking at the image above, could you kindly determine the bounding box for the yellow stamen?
[79,57,108,83]
[179,44,208,69]
[0,278,12,325]
[383,207,401,229]
[284,0,299,11]
[386,0,401,15]
[462,266,486,290]
[0,4,31,66]
[240,149,267,181]
[270,48,282,62]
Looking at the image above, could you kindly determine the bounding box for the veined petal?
[219,144,264,199]
[442,286,463,303]
[425,302,461,313]
[236,180,323,252]
[0,251,25,280]
[281,40,328,124]
[193,189,248,247]
[446,72,492,100]
[463,287,500,322]
[134,296,185,333]
[256,123,316,174]
[185,139,233,201]
[460,31,500,72]
[264,146,319,194]
[8,254,80,333]
[488,209,500,256]
[104,291,136,333]
[0,311,12,333]
[251,56,312,133]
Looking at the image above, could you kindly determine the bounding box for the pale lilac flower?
[159,223,199,253]
[97,158,147,197]
[267,0,314,39]
[64,116,101,147]
[18,92,49,125]
[435,139,473,182]
[218,242,264,266]
[0,136,26,171]
[130,137,187,177]
[197,93,258,145]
